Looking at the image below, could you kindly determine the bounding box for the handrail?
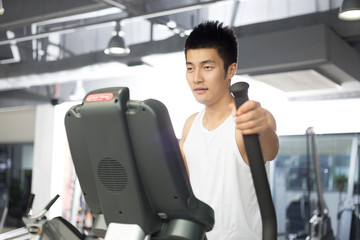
[229,82,277,240]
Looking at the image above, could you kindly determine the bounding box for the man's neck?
[203,94,234,131]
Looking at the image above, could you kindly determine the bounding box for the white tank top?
[183,109,262,240]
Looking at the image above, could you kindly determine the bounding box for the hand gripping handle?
[229,82,277,240]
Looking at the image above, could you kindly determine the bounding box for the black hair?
[184,20,238,71]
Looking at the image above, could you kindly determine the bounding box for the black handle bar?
[229,82,277,240]
[45,194,60,211]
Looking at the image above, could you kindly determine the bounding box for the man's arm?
[230,100,279,164]
[179,113,197,175]
[258,109,279,161]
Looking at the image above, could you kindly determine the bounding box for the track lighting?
[338,0,360,21]
[0,0,4,15]
[104,21,130,56]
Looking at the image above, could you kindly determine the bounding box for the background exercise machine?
[306,127,334,240]
[337,137,360,240]
[0,194,85,240]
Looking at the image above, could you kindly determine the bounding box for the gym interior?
[1,0,360,239]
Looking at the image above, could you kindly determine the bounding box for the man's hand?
[229,100,279,161]
[228,100,274,135]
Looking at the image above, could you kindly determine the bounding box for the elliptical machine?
[0,194,85,240]
[337,137,360,240]
[306,127,334,240]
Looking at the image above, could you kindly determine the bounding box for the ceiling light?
[338,0,360,21]
[104,35,130,56]
[184,29,192,36]
[0,0,4,15]
[104,21,130,56]
[166,20,177,29]
[172,28,181,34]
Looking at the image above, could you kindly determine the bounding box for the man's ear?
[227,63,237,79]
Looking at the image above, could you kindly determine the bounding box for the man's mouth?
[194,87,208,92]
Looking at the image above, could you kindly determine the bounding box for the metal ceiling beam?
[0,34,186,80]
[0,0,108,31]
[97,0,126,10]
[1,9,360,83]
[0,0,229,46]
[0,89,51,101]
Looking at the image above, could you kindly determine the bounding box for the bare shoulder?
[179,113,198,147]
[179,113,198,176]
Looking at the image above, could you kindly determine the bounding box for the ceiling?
[1,0,360,107]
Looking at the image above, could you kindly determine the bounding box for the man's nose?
[193,69,203,83]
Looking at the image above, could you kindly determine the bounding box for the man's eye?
[187,67,193,71]
[204,66,213,70]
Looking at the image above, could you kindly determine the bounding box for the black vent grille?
[98,157,128,193]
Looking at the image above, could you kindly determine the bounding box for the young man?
[179,21,279,239]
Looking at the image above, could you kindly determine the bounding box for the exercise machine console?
[65,87,214,239]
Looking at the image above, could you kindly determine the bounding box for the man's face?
[185,48,233,106]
